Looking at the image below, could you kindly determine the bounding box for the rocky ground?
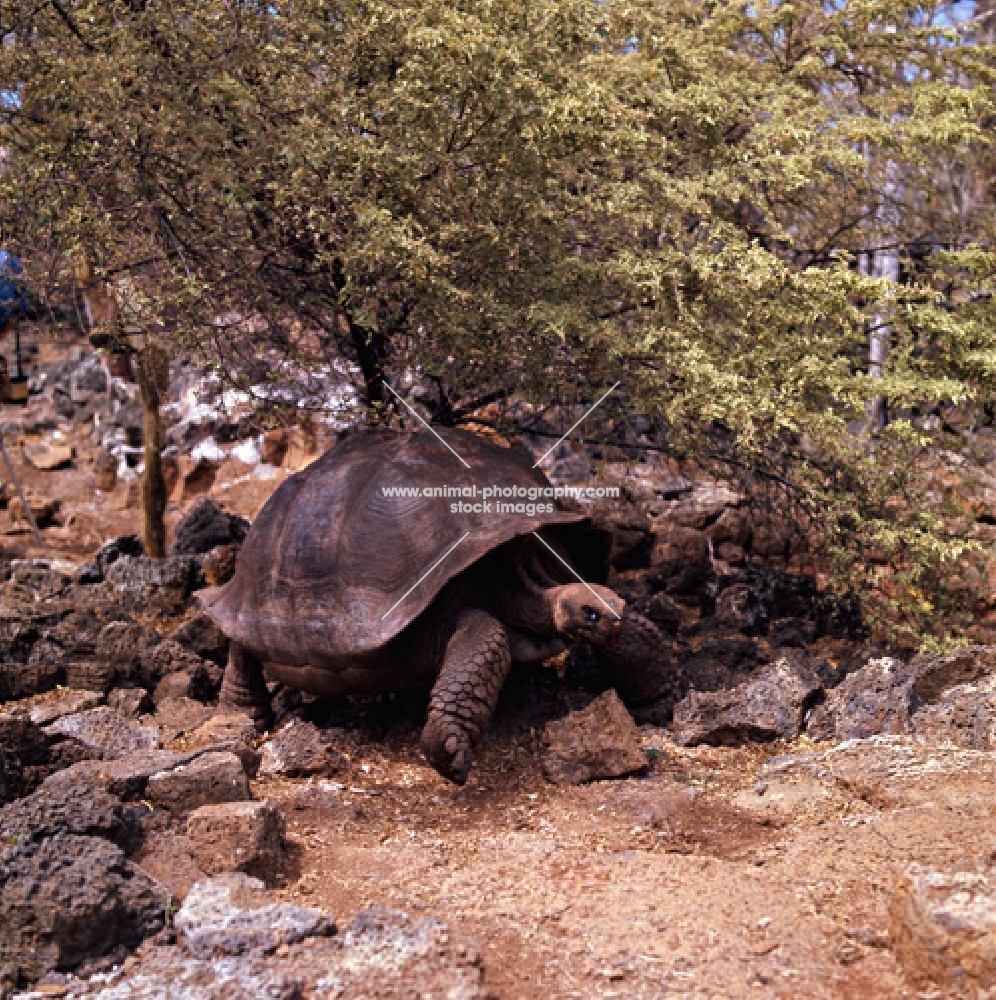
[2,327,996,999]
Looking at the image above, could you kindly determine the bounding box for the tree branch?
[50,0,97,51]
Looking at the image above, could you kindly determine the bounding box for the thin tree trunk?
[859,143,901,435]
[135,346,168,559]
[73,255,116,331]
[76,253,167,556]
[868,246,899,433]
[347,315,387,415]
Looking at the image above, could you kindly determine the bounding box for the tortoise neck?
[492,545,560,636]
[499,585,557,635]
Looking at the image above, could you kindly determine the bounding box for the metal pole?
[0,429,45,548]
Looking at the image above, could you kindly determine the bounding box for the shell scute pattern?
[201,429,588,665]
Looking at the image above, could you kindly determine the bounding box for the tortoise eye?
[582,606,600,623]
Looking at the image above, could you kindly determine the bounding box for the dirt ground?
[227,672,985,1000]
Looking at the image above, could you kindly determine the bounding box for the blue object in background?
[0,251,28,330]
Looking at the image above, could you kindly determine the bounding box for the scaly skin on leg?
[217,643,274,732]
[596,610,674,705]
[420,610,512,785]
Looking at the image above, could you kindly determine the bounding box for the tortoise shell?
[200,428,595,665]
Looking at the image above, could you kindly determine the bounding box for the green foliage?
[0,0,994,641]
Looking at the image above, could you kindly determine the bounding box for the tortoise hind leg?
[218,643,274,732]
[420,610,511,785]
[597,611,675,707]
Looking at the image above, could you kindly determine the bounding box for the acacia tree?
[0,0,994,640]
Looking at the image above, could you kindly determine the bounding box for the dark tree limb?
[135,346,168,559]
[50,0,98,51]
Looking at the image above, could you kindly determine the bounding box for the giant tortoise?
[200,428,672,783]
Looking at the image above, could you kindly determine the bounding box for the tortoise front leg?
[596,610,675,706]
[218,643,274,732]
[420,610,512,785]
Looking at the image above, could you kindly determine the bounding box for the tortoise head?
[551,584,625,646]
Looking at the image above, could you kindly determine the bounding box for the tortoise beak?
[607,615,623,646]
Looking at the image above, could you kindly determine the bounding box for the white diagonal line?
[381,531,472,621]
[383,381,471,468]
[531,531,622,619]
[532,381,620,468]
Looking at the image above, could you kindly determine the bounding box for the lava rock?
[171,496,249,557]
[68,353,109,401]
[705,507,752,548]
[0,780,147,850]
[668,483,742,529]
[150,644,224,705]
[645,592,683,637]
[651,525,709,565]
[0,834,164,987]
[750,518,790,558]
[807,656,914,740]
[0,619,41,664]
[182,713,261,777]
[8,493,60,528]
[676,635,759,695]
[74,534,145,585]
[46,736,101,771]
[648,559,719,608]
[93,447,118,492]
[167,613,230,666]
[111,399,144,439]
[21,437,73,470]
[721,565,819,626]
[38,749,204,803]
[767,645,842,688]
[32,609,103,663]
[0,714,49,766]
[63,903,486,1000]
[592,508,654,571]
[912,679,996,750]
[64,659,124,693]
[671,654,823,746]
[258,719,341,779]
[185,802,285,883]
[144,641,222,700]
[186,713,258,748]
[766,617,817,649]
[73,559,104,586]
[172,456,219,503]
[337,905,486,999]
[146,750,250,817]
[910,645,996,705]
[0,748,22,805]
[890,864,996,995]
[541,689,647,785]
[24,688,105,726]
[107,686,153,719]
[131,830,207,904]
[175,873,332,957]
[8,561,71,598]
[99,534,147,564]
[715,582,770,635]
[94,620,157,682]
[44,707,159,759]
[715,541,746,565]
[0,661,62,701]
[152,696,214,743]
[105,554,200,602]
